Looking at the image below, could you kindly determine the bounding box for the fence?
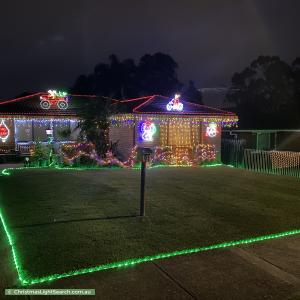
[243,149,300,178]
[221,138,246,167]
[222,129,300,152]
[221,138,300,178]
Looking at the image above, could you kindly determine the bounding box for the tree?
[77,97,114,156]
[106,55,139,99]
[71,53,183,98]
[137,52,182,96]
[292,57,300,112]
[182,80,203,104]
[226,56,298,129]
[71,75,91,95]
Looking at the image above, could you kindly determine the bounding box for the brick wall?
[109,126,134,160]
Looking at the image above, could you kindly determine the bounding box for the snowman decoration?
[206,122,218,138]
[141,120,156,142]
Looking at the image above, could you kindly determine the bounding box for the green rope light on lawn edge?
[0,209,27,283]
[1,163,233,176]
[17,229,300,285]
[0,201,299,287]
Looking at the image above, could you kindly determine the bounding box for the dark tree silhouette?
[71,52,183,98]
[182,80,203,104]
[120,58,139,98]
[137,52,182,96]
[226,56,298,129]
[71,75,91,94]
[292,57,300,112]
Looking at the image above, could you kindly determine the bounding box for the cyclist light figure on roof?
[166,94,183,111]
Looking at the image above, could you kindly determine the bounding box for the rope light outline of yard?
[0,166,299,286]
[1,163,226,177]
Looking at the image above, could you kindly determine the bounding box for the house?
[0,91,238,165]
[110,94,238,164]
[0,90,99,155]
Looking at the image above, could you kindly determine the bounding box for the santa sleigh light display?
[40,90,69,110]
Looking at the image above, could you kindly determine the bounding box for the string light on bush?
[123,146,138,167]
[60,142,126,168]
[195,144,216,163]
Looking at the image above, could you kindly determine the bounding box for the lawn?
[1,166,300,283]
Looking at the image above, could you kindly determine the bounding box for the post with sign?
[138,147,152,217]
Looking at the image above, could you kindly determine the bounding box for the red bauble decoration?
[0,120,9,142]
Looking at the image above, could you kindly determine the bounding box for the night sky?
[1,0,299,100]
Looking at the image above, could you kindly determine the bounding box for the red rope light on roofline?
[132,95,156,112]
[118,96,154,103]
[120,95,235,116]
[0,93,44,105]
[132,111,237,116]
[0,92,119,107]
[0,112,77,117]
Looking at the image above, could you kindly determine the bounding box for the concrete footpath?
[1,231,300,300]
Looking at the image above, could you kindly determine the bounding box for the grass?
[0,166,300,284]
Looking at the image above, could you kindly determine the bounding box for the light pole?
[138,147,152,217]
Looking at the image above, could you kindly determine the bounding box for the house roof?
[0,92,108,117]
[0,92,237,119]
[116,95,237,117]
